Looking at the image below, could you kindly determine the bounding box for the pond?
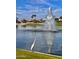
[16,25,62,56]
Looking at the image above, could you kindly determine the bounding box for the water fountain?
[44,7,56,53]
[44,31,55,53]
[30,7,56,53]
[44,7,56,31]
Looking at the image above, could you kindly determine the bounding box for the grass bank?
[16,49,62,59]
[56,21,62,26]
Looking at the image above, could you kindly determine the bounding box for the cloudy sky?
[16,0,62,19]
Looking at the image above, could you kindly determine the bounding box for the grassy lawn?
[56,21,62,26]
[16,49,62,59]
[56,21,62,29]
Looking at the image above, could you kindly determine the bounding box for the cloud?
[25,0,54,7]
[16,7,62,19]
[53,8,62,17]
[25,4,34,9]
[16,7,48,19]
[16,0,62,19]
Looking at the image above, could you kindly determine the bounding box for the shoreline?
[16,22,44,25]
[16,48,62,59]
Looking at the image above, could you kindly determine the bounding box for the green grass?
[56,21,62,26]
[16,49,62,59]
[56,21,62,29]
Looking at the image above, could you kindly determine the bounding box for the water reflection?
[16,25,62,55]
[21,25,27,27]
[44,32,55,53]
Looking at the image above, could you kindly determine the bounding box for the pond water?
[16,25,62,56]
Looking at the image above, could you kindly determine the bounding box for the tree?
[31,15,36,18]
[40,19,45,23]
[16,20,21,23]
[21,19,27,23]
[55,18,59,21]
[60,16,62,19]
[31,15,36,19]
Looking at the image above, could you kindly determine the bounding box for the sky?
[16,0,62,19]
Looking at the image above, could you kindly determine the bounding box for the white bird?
[30,37,36,50]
